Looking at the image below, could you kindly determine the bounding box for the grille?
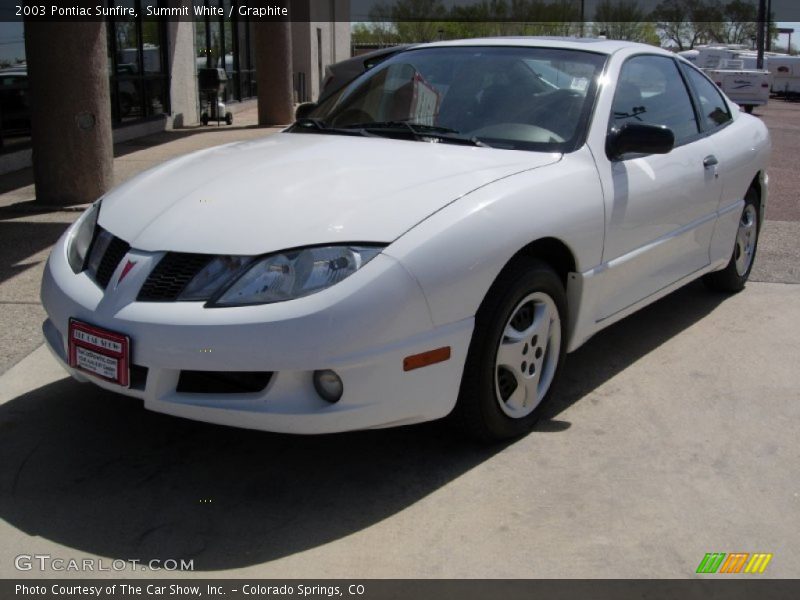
[87,229,130,289]
[137,253,213,302]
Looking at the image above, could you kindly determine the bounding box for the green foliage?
[354,0,770,51]
[593,0,660,44]
[358,0,583,43]
[650,0,767,50]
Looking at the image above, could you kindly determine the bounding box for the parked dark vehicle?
[0,68,31,139]
[296,45,414,120]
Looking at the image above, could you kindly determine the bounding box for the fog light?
[313,370,343,403]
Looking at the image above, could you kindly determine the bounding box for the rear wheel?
[744,105,754,114]
[454,259,567,441]
[703,187,760,293]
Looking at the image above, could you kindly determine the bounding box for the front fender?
[384,146,605,328]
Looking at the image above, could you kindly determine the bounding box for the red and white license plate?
[68,319,131,387]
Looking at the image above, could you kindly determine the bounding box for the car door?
[594,54,723,320]
[679,62,757,265]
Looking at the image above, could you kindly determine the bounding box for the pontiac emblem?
[117,260,137,286]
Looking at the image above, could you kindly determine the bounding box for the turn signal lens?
[403,347,451,372]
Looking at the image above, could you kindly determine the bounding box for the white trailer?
[766,56,800,97]
[679,46,749,68]
[680,46,800,99]
[704,65,771,113]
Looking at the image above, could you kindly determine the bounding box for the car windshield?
[304,46,607,152]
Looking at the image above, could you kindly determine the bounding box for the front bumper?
[41,235,473,434]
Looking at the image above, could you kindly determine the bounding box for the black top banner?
[1,0,799,23]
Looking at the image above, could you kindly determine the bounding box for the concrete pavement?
[0,101,798,579]
[0,281,798,578]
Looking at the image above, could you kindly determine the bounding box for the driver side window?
[611,55,700,146]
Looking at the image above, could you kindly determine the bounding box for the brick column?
[24,21,113,206]
[253,22,294,126]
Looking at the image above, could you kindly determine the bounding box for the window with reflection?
[0,21,30,152]
[682,63,733,130]
[611,55,699,146]
[195,0,257,103]
[107,0,169,124]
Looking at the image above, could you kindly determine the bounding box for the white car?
[41,38,770,440]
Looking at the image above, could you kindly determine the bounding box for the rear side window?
[611,55,699,146]
[682,64,733,130]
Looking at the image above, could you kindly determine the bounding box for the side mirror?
[606,122,675,160]
[295,102,318,120]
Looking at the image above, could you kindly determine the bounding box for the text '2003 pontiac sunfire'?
[41,38,770,440]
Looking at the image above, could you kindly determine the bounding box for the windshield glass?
[306,46,607,152]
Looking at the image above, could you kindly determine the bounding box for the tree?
[652,0,723,50]
[376,0,449,43]
[592,0,656,43]
[708,0,758,45]
[363,0,583,43]
[351,22,401,46]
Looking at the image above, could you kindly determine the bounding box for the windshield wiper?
[292,117,329,130]
[344,121,490,147]
[289,118,376,137]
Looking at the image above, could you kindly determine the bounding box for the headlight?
[179,256,253,301]
[210,245,384,306]
[66,201,100,273]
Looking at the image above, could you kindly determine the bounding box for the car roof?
[416,36,672,56]
[330,45,411,72]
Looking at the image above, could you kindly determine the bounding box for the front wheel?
[744,105,754,114]
[454,259,567,441]
[703,188,760,293]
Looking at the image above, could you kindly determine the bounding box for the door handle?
[703,155,719,168]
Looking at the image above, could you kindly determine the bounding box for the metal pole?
[766,0,772,52]
[756,0,766,69]
[580,0,585,38]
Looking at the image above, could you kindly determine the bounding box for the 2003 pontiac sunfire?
[41,38,770,440]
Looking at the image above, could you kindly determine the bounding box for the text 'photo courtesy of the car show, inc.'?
[0,1,799,599]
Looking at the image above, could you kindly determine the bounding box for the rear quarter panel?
[709,112,770,213]
[705,111,770,265]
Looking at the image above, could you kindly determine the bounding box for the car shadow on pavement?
[545,281,729,420]
[0,220,71,286]
[0,281,730,571]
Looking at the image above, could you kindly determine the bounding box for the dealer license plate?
[68,319,130,387]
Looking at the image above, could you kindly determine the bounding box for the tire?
[744,105,754,114]
[702,187,760,293]
[453,258,567,441]
[200,113,209,126]
[225,112,233,125]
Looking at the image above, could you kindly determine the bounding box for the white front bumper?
[40,236,473,434]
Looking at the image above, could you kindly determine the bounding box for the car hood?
[99,132,561,256]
